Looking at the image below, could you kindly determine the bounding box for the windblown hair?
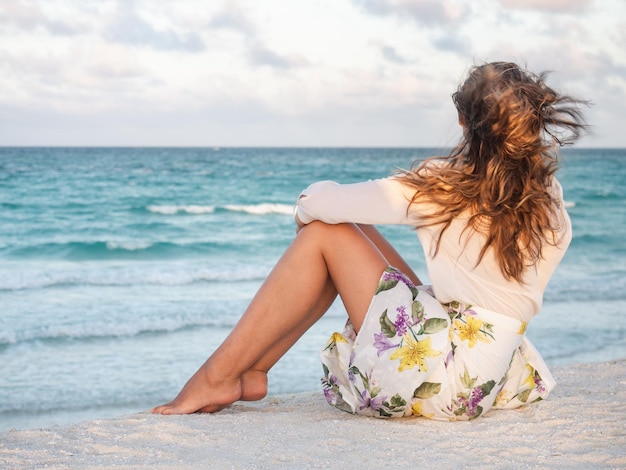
[400,62,588,282]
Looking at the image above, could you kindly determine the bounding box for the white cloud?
[499,0,591,13]
[208,0,255,34]
[103,1,205,52]
[353,0,467,25]
[0,0,623,146]
[381,45,412,64]
[0,0,87,36]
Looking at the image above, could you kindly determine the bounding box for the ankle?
[240,370,268,401]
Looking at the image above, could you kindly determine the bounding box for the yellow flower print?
[389,335,441,372]
[411,400,434,419]
[454,317,492,348]
[494,389,513,407]
[518,321,528,335]
[330,332,348,344]
[323,332,348,351]
[521,364,536,389]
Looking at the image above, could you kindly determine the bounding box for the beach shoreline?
[1,359,624,469]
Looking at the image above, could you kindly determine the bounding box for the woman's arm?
[294,178,416,227]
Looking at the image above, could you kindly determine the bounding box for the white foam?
[0,313,236,346]
[105,241,152,251]
[563,200,576,208]
[0,263,270,291]
[222,203,293,215]
[147,205,215,215]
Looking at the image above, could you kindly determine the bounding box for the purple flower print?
[535,374,546,394]
[348,352,356,383]
[322,374,339,404]
[382,269,415,288]
[464,386,484,416]
[358,389,387,412]
[394,305,410,336]
[470,386,484,406]
[444,349,454,367]
[323,386,337,404]
[373,332,399,357]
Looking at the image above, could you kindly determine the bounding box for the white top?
[294,174,572,322]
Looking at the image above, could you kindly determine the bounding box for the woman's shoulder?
[416,157,449,170]
[548,176,564,193]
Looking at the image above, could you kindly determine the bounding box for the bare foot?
[240,370,268,401]
[151,364,242,415]
[196,370,268,413]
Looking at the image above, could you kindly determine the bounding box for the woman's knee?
[301,221,357,236]
[299,221,366,247]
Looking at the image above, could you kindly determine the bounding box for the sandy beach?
[1,359,625,469]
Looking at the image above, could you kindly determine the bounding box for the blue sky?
[0,0,624,147]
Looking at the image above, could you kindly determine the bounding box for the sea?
[1,147,624,431]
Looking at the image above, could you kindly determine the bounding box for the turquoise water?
[1,147,624,431]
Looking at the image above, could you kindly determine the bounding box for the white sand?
[1,360,625,469]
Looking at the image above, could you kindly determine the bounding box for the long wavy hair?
[400,62,588,282]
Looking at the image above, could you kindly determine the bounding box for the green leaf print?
[350,365,369,389]
[411,300,424,323]
[472,406,484,419]
[374,278,399,295]
[389,394,407,408]
[409,284,419,300]
[454,406,467,416]
[516,388,532,403]
[413,382,442,399]
[461,368,477,389]
[422,318,448,334]
[479,380,496,397]
[379,309,397,338]
[380,394,407,416]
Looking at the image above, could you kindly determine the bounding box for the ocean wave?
[544,270,626,302]
[1,240,228,261]
[0,314,236,347]
[563,200,576,208]
[145,203,293,216]
[146,205,215,215]
[221,203,293,215]
[0,263,269,291]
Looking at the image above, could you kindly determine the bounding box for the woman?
[152,62,587,420]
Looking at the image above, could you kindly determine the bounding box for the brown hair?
[400,62,588,282]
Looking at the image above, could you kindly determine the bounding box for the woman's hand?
[295,213,306,234]
[294,194,307,233]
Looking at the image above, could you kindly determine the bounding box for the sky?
[0,0,624,147]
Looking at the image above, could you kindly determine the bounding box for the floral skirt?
[320,266,555,420]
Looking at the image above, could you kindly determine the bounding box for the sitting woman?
[152,61,587,420]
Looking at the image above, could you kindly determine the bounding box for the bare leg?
[151,222,404,415]
[233,224,421,404]
[357,224,423,286]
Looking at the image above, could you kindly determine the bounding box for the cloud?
[247,44,307,69]
[0,0,622,147]
[381,45,411,64]
[208,0,255,34]
[0,0,86,35]
[207,1,302,70]
[353,0,466,26]
[104,2,205,53]
[498,0,591,13]
[431,34,471,55]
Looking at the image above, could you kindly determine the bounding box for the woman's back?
[414,177,572,321]
[400,62,586,319]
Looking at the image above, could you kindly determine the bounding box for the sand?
[1,360,625,469]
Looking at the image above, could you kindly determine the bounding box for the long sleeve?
[294,175,572,322]
[294,178,417,226]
